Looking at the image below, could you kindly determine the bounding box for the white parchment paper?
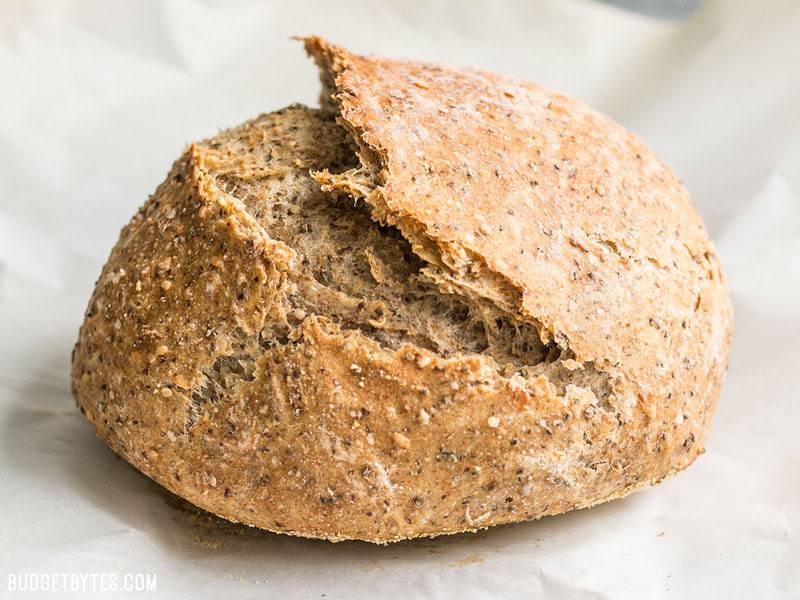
[1,1,798,598]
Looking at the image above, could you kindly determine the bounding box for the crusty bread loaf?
[71,38,733,543]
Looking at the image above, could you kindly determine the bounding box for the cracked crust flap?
[304,35,733,454]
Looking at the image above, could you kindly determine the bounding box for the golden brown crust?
[72,39,733,543]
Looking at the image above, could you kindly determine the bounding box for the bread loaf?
[71,38,733,542]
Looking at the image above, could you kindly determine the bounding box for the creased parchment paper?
[1,0,798,598]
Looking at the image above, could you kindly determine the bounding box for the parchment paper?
[1,0,798,598]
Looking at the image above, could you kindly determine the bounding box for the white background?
[1,1,798,598]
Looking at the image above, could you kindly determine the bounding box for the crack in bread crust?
[200,106,583,378]
[197,104,616,419]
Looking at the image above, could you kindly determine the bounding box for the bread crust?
[72,39,733,543]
